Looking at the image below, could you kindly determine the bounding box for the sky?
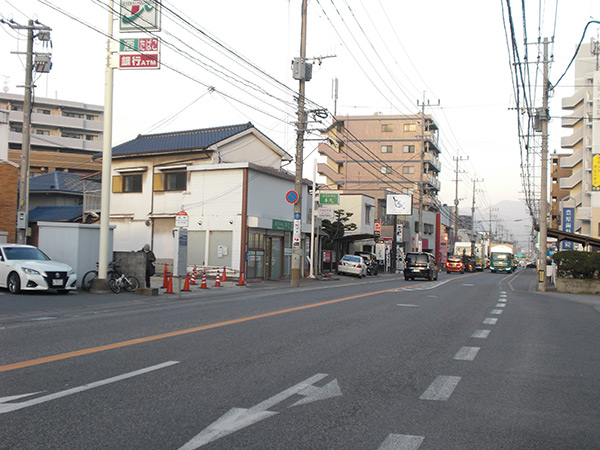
[1,0,600,249]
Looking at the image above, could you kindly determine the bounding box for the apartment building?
[317,113,441,252]
[0,92,103,175]
[559,42,600,239]
[550,152,571,229]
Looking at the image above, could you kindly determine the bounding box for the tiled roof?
[111,123,255,157]
[28,205,83,222]
[29,172,100,194]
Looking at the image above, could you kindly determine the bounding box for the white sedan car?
[337,254,368,278]
[0,244,77,294]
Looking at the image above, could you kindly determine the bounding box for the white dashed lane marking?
[453,346,480,361]
[471,329,491,338]
[483,318,498,325]
[419,376,461,401]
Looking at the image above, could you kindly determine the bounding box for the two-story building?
[104,122,313,280]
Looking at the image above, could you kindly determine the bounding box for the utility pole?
[290,0,309,287]
[452,150,468,250]
[470,177,483,258]
[416,93,440,251]
[2,19,52,244]
[539,37,550,292]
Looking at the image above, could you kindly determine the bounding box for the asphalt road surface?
[1,269,599,449]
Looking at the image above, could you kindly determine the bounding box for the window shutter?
[112,175,123,193]
[153,173,164,191]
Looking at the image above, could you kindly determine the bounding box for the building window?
[86,134,96,141]
[36,108,51,115]
[403,145,415,153]
[364,204,372,224]
[381,145,393,153]
[86,114,98,120]
[35,129,50,135]
[165,172,187,191]
[10,125,23,133]
[402,166,415,174]
[10,104,22,111]
[380,166,393,174]
[381,124,393,132]
[113,173,143,193]
[403,123,417,132]
[61,132,83,139]
[62,111,84,119]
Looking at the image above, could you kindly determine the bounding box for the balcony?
[317,163,344,186]
[562,88,584,110]
[317,143,346,164]
[423,173,440,191]
[424,152,441,172]
[561,126,583,149]
[560,147,583,169]
[576,206,592,224]
[561,103,584,128]
[559,168,582,190]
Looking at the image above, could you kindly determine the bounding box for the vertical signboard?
[562,207,574,250]
[120,0,161,32]
[593,154,600,191]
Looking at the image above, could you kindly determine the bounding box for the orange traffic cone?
[165,274,174,294]
[237,271,245,286]
[214,270,222,287]
[182,273,191,292]
[161,263,169,289]
[222,266,227,282]
[200,272,209,289]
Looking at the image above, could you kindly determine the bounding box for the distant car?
[354,251,378,275]
[0,244,77,294]
[404,252,438,281]
[445,256,464,274]
[337,254,368,278]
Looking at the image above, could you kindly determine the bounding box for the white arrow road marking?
[0,361,179,414]
[180,373,340,449]
[377,433,424,450]
[290,378,342,407]
[419,376,461,401]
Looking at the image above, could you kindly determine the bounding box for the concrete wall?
[555,278,600,294]
[114,251,146,287]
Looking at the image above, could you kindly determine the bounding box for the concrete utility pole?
[3,19,52,244]
[91,0,115,293]
[539,37,550,292]
[470,177,483,257]
[416,94,439,251]
[290,0,309,287]
[452,150,468,250]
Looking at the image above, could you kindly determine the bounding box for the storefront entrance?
[265,236,283,280]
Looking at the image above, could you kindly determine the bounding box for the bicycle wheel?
[81,270,98,291]
[108,278,121,294]
[124,276,140,292]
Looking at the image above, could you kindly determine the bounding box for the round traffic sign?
[285,190,299,204]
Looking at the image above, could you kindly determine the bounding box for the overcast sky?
[2,0,599,246]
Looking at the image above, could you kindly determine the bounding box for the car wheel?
[7,272,21,294]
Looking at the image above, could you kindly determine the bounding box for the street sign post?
[175,210,189,228]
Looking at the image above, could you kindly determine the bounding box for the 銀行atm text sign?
[119,37,160,70]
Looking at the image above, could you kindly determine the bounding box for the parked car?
[337,254,368,278]
[404,252,438,281]
[0,244,77,294]
[354,251,379,275]
[445,255,464,274]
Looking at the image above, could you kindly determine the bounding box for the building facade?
[106,123,313,280]
[559,42,600,240]
[318,114,442,254]
[0,92,103,175]
[550,152,571,229]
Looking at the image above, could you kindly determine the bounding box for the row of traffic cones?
[160,263,244,292]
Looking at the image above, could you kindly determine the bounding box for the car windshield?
[342,255,361,263]
[407,254,428,264]
[3,247,50,261]
[492,253,509,260]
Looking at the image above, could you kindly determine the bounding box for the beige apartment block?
[317,113,441,225]
[0,92,103,175]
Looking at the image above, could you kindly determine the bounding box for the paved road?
[1,269,599,449]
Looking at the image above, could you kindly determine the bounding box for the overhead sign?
[285,190,299,204]
[319,193,340,205]
[386,194,412,215]
[120,0,161,32]
[175,210,189,228]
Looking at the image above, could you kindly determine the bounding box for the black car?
[354,251,379,275]
[404,252,438,281]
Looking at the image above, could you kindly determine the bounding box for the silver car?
[0,244,77,294]
[337,254,368,278]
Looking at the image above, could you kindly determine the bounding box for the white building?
[106,123,313,280]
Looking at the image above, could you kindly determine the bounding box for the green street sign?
[272,219,293,231]
[319,193,340,205]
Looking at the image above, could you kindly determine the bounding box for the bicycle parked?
[81,260,139,293]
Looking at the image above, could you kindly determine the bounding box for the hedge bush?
[552,250,600,279]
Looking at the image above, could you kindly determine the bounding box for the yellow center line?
[0,281,435,373]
